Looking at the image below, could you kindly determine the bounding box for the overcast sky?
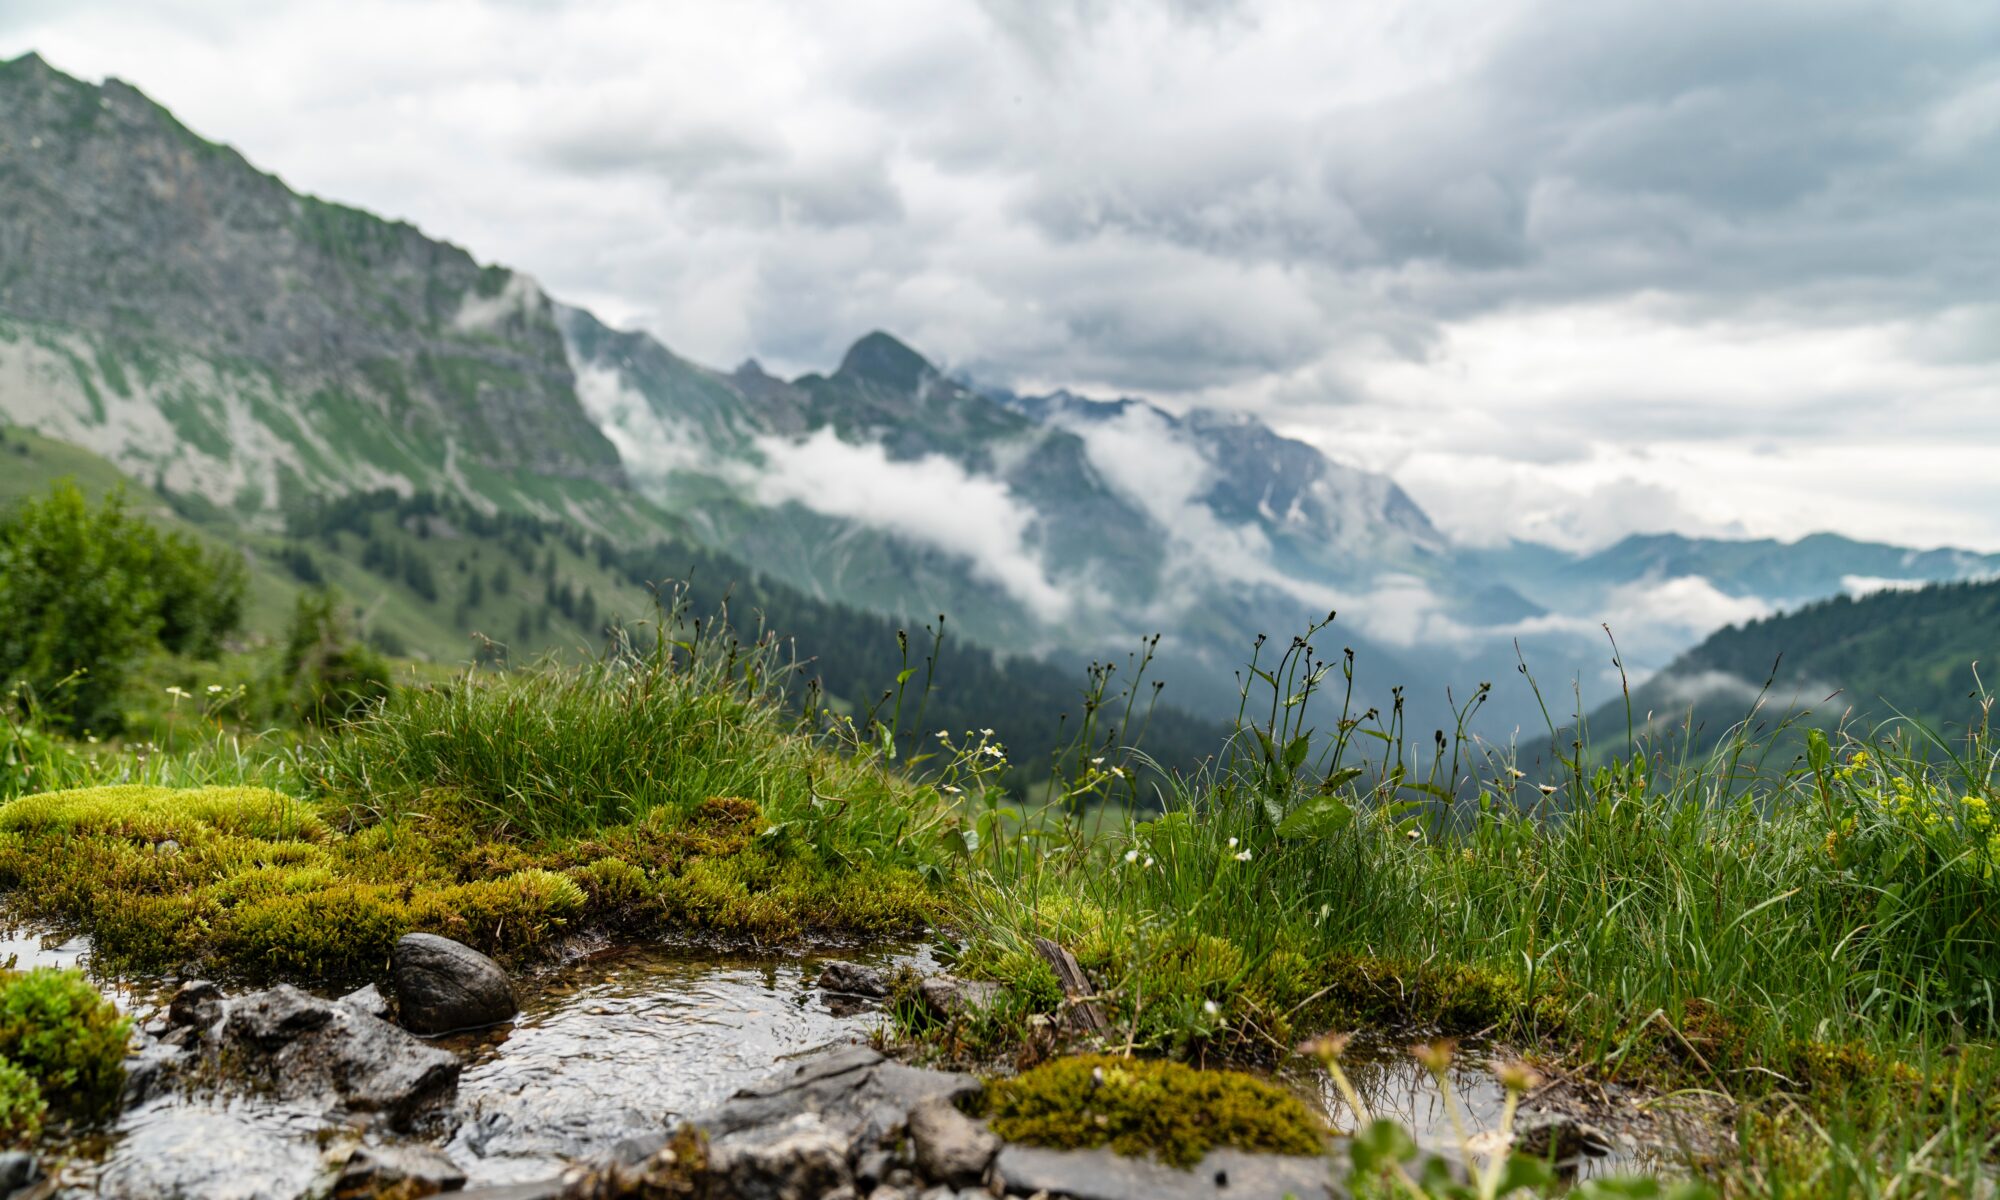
[7,0,1999,551]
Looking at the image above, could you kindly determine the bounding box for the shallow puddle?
[439,942,934,1183]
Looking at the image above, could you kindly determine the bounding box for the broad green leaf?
[1349,1119,1417,1173]
[1277,795,1355,840]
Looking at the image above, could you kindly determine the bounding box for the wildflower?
[1227,837,1239,849]
[982,745,1004,759]
[206,684,224,694]
[980,728,994,737]
[163,685,191,700]
[1405,828,1421,842]
[1299,1032,1353,1063]
[1203,999,1220,1017]
[1091,756,1105,766]
[1124,849,1140,864]
[1411,1040,1456,1074]
[1537,784,1559,795]
[1491,1057,1544,1094]
[1142,857,1155,869]
[1234,849,1252,862]
[940,784,963,796]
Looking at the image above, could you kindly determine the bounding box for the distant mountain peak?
[835,331,935,392]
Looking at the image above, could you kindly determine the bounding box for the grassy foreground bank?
[0,617,1995,1195]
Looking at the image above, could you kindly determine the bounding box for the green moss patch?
[0,968,128,1126]
[0,785,940,981]
[981,1055,1325,1167]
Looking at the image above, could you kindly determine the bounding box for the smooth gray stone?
[993,1143,1343,1200]
[393,933,519,1035]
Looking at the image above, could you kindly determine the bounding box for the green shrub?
[272,589,390,725]
[0,481,244,730]
[0,1056,43,1148]
[982,1054,1324,1167]
[0,968,129,1120]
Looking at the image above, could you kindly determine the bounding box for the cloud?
[748,428,1073,621]
[7,0,2000,550]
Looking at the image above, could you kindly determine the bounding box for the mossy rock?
[981,1054,1325,1168]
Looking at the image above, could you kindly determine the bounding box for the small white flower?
[1203,999,1220,1016]
[941,784,963,796]
[1234,849,1252,862]
[1405,828,1422,842]
[1124,849,1139,864]
[1091,756,1105,766]
[979,728,994,737]
[982,745,1005,759]
[206,684,224,694]
[1226,837,1239,849]
[1143,857,1155,869]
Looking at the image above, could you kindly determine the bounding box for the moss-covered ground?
[0,632,953,981]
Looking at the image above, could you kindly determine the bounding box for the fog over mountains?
[4,50,1996,737]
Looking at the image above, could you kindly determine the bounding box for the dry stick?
[1031,935,1111,1037]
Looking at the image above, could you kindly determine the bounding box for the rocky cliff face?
[0,52,623,523]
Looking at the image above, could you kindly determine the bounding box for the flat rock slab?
[994,1143,1343,1200]
[691,1045,981,1149]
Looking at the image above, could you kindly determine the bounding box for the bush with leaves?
[0,482,245,730]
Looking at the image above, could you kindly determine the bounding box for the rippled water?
[440,943,934,1184]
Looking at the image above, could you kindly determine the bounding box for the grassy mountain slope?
[1545,577,2000,769]
[0,426,1229,775]
[0,52,652,535]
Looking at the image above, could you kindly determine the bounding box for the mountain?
[1466,532,2000,616]
[1539,577,2000,770]
[8,49,1999,744]
[0,52,648,535]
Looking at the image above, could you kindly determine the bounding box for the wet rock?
[121,1029,190,1108]
[693,1046,980,1150]
[340,982,394,1022]
[0,1151,38,1194]
[818,960,889,998]
[93,1110,324,1200]
[992,1143,1341,1200]
[394,933,519,1035]
[703,1111,852,1200]
[332,1143,468,1198]
[916,976,1004,1021]
[218,984,461,1124]
[167,978,225,1030]
[905,1095,998,1187]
